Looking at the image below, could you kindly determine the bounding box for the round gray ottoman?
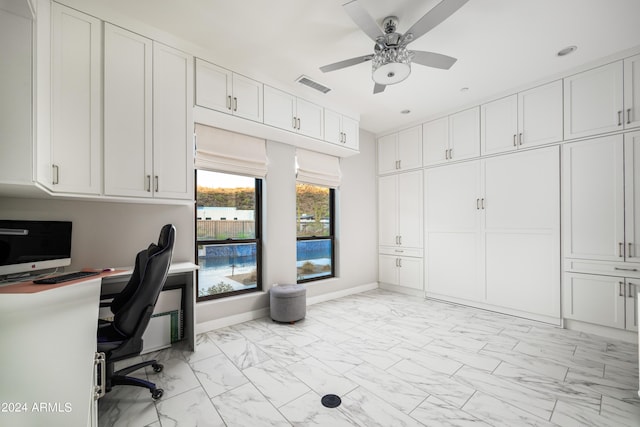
[270,284,306,323]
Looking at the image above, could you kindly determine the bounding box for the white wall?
[0,198,194,269]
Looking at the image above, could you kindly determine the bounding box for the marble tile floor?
[98,289,640,426]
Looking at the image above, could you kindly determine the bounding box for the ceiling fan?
[320,0,469,94]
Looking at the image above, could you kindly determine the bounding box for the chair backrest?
[111,224,175,338]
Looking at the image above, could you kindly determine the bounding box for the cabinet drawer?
[564,258,640,278]
[379,246,423,258]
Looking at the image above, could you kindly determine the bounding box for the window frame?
[296,186,336,284]
[195,170,263,301]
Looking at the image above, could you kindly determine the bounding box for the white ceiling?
[77,0,640,135]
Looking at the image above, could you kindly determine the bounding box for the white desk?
[0,262,197,427]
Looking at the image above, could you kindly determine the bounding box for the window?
[196,170,262,300]
[296,183,335,282]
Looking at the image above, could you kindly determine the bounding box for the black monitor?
[0,220,72,277]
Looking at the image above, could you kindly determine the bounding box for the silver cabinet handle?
[395,258,399,267]
[398,235,402,245]
[476,198,480,210]
[628,108,632,125]
[233,97,238,112]
[449,148,453,159]
[297,117,301,130]
[94,352,106,400]
[619,242,624,257]
[513,134,517,147]
[52,164,59,185]
[618,110,623,126]
[619,281,625,297]
[518,133,523,145]
[629,242,633,258]
[398,258,402,268]
[445,149,449,160]
[292,116,297,129]
[615,267,638,272]
[481,198,485,209]
[146,175,151,192]
[628,282,635,299]
[154,175,159,192]
[227,95,232,110]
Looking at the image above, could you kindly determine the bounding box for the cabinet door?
[423,117,449,166]
[296,97,323,139]
[397,256,423,290]
[50,4,101,194]
[341,115,359,150]
[518,80,563,148]
[264,85,296,131]
[625,131,640,263]
[0,8,32,184]
[397,126,422,170]
[449,107,480,161]
[624,54,640,129]
[425,161,483,301]
[379,254,399,286]
[563,136,624,261]
[564,61,624,139]
[378,174,398,247]
[480,94,517,156]
[103,24,153,197]
[323,109,342,144]
[562,272,625,329]
[152,43,193,199]
[232,73,263,122]
[378,133,398,174]
[483,147,560,318]
[194,58,231,113]
[626,280,639,331]
[397,170,423,249]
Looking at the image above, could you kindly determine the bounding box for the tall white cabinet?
[49,3,102,194]
[425,147,560,319]
[378,170,424,290]
[563,131,640,333]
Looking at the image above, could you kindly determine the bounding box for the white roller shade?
[296,148,341,188]
[194,124,267,177]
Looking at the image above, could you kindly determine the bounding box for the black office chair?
[97,224,175,400]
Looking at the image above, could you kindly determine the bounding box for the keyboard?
[33,271,100,284]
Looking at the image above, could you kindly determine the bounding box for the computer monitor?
[0,220,72,277]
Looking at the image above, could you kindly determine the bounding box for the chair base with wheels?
[104,358,164,400]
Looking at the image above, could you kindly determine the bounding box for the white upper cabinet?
[564,61,624,140]
[481,80,563,155]
[423,107,480,166]
[324,109,359,150]
[0,6,32,185]
[103,29,193,200]
[263,85,323,139]
[624,54,640,129]
[103,23,153,198]
[49,3,102,194]
[195,58,263,122]
[152,42,194,200]
[377,125,422,174]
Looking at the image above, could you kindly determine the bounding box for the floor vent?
[321,394,341,408]
[296,75,331,94]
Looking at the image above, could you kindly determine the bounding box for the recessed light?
[400,109,411,114]
[557,46,577,57]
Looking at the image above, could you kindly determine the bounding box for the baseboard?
[563,319,638,344]
[195,282,378,334]
[195,307,270,335]
[306,282,379,306]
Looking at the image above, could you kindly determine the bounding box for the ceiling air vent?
[296,75,331,94]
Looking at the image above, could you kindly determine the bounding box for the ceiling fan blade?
[412,50,458,69]
[320,54,373,73]
[343,0,384,41]
[373,83,386,94]
[404,0,469,42]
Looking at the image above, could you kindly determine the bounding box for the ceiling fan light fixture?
[372,46,413,85]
